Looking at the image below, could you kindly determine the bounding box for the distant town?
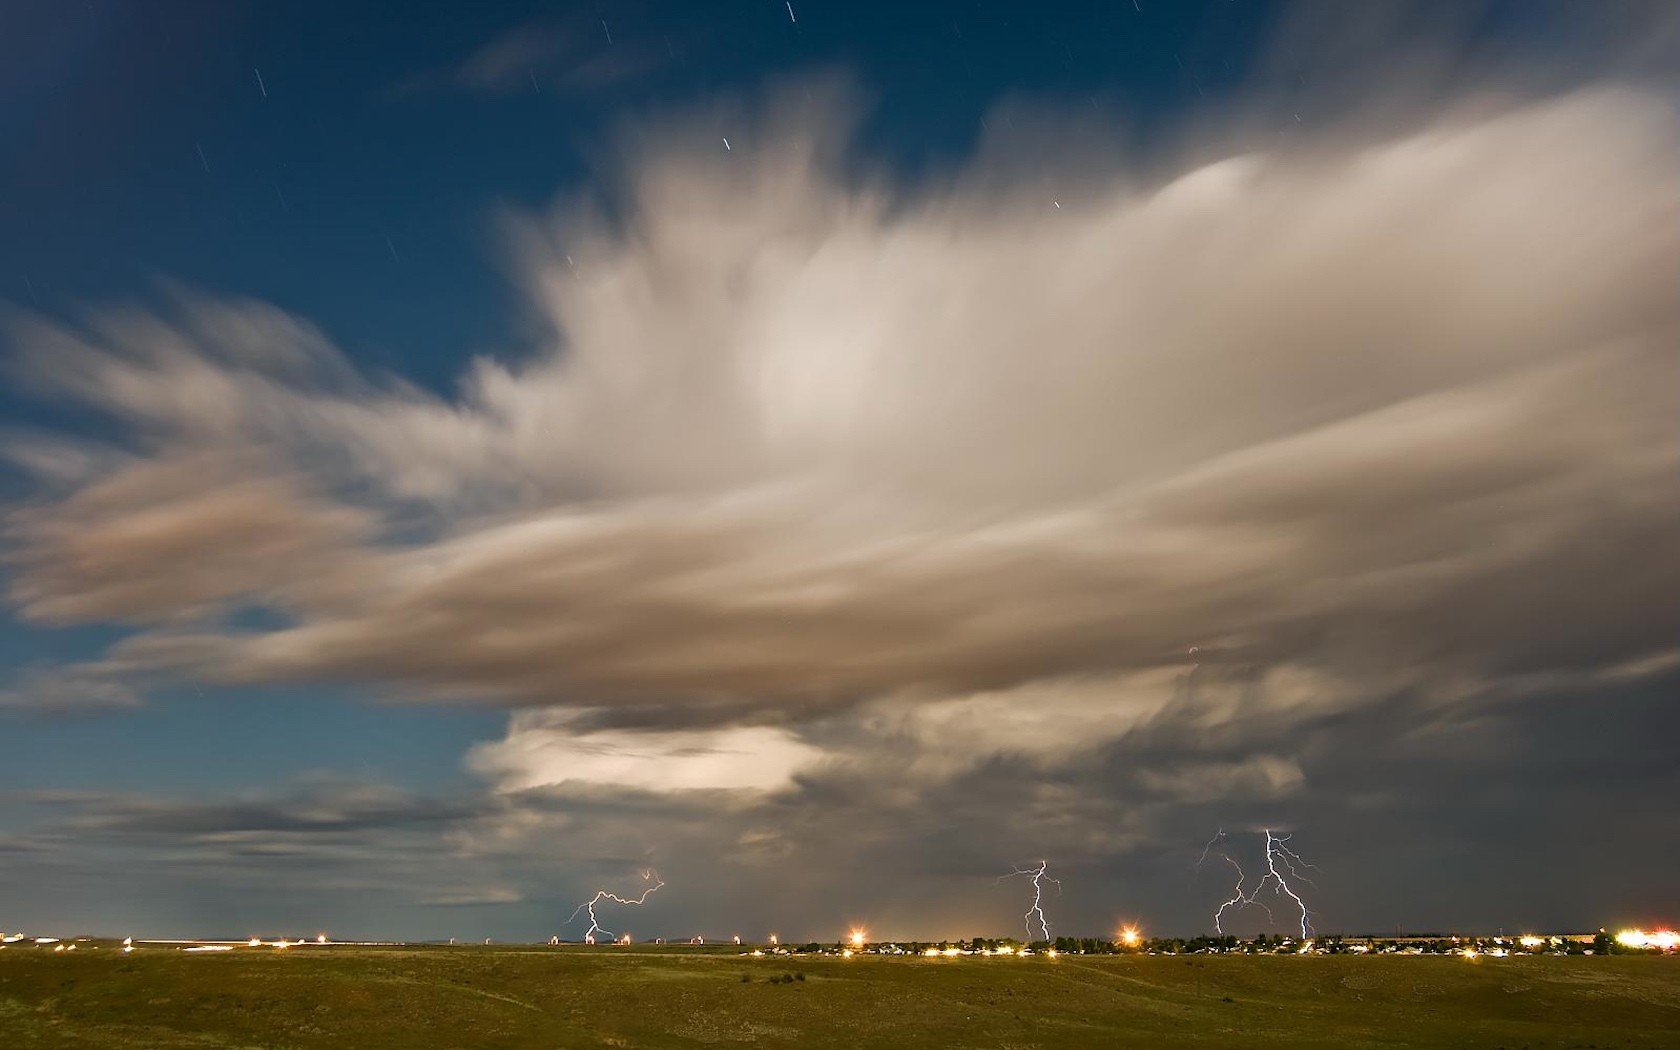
[6,928,1676,960]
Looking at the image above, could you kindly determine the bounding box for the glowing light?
[316,934,328,944]
[568,870,665,944]
[1617,928,1680,951]
[769,934,779,945]
[923,947,941,957]
[841,948,853,958]
[1000,861,1061,941]
[618,934,632,946]
[183,945,234,952]
[1119,924,1142,948]
[994,945,1015,956]
[1519,935,1544,949]
[274,939,293,949]
[1461,947,1479,960]
[733,935,742,945]
[1045,948,1059,958]
[248,938,262,947]
[849,929,867,948]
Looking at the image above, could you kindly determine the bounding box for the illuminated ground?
[2,944,1677,1048]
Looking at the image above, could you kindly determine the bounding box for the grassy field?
[2,943,1677,1048]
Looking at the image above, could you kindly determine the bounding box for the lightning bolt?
[1204,829,1316,938]
[566,870,664,944]
[1192,827,1226,877]
[999,860,1061,942]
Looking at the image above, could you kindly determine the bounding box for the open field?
[2,944,1677,1048]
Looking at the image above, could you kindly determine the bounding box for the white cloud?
[469,715,823,794]
[3,83,1675,739]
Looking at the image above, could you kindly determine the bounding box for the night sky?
[1,1,1676,943]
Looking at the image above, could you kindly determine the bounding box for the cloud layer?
[8,86,1675,727]
[3,65,1677,936]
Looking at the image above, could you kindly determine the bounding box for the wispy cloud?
[394,16,678,98]
[8,84,1674,732]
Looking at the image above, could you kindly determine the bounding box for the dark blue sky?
[1,1,1675,942]
[4,1,1268,392]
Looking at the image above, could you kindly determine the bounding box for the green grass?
[2,944,1677,1048]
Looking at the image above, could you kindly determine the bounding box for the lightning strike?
[1205,829,1316,938]
[1192,827,1226,876]
[999,861,1061,942]
[566,870,664,944]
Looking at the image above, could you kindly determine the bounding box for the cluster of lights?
[1616,928,1679,951]
[15,920,1670,958]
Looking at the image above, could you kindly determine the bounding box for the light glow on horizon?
[1617,928,1679,950]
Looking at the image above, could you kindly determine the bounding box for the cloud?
[395,16,676,98]
[0,668,142,718]
[420,887,523,907]
[469,715,823,794]
[7,451,372,625]
[54,780,480,838]
[8,85,1673,737]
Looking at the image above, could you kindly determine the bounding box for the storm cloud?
[2,38,1677,937]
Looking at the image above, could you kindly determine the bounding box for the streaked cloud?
[2,17,1677,937]
[7,87,1673,735]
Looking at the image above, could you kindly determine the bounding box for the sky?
[1,0,1677,944]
